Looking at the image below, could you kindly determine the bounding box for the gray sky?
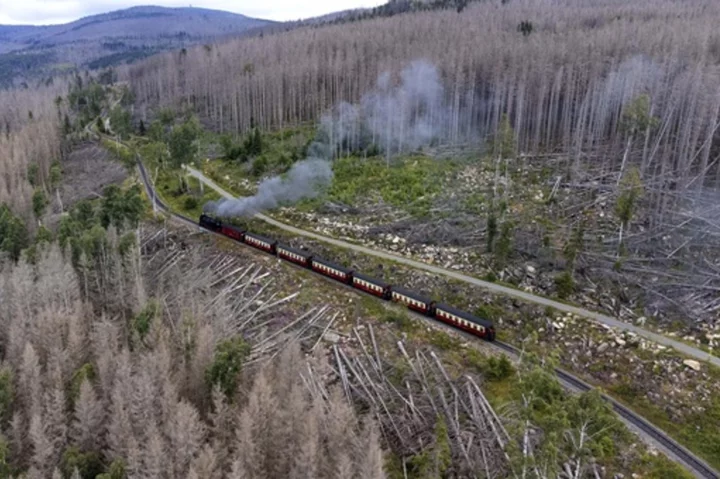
[0,0,386,25]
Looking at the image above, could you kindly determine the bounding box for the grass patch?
[154,169,221,218]
[327,155,455,216]
[127,121,718,476]
[381,311,420,334]
[609,385,720,471]
[639,454,696,479]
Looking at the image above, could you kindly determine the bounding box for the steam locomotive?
[199,214,496,341]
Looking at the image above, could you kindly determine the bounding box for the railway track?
[493,342,719,479]
[135,158,719,479]
[183,165,720,369]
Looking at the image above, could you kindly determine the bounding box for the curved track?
[135,159,718,479]
[493,342,718,479]
[184,165,720,369]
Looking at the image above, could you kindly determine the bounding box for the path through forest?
[184,165,720,368]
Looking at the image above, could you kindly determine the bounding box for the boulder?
[598,342,610,353]
[323,332,341,344]
[683,359,701,372]
[615,337,627,347]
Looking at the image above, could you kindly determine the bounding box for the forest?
[1,0,720,477]
[124,0,720,195]
[121,0,720,326]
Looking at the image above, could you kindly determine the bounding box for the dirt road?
[184,165,720,369]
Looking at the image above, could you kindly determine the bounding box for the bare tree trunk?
[617,134,633,186]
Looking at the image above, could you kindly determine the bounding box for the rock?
[683,359,701,372]
[392,236,401,244]
[323,332,341,344]
[598,343,610,353]
[526,265,537,276]
[615,337,627,347]
[552,321,563,330]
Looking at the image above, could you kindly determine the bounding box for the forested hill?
[0,6,276,87]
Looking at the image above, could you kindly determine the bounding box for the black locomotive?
[199,214,496,341]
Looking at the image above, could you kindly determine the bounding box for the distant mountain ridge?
[0,6,277,87]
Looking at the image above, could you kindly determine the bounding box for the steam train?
[199,214,496,341]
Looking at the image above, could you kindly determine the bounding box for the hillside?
[113,0,720,469]
[123,0,720,326]
[2,0,720,475]
[0,6,276,87]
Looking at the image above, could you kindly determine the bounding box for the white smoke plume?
[206,59,461,218]
[205,158,333,217]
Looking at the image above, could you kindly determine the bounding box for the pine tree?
[20,343,42,419]
[29,414,52,473]
[188,445,219,479]
[208,386,234,470]
[234,410,259,478]
[358,422,385,479]
[143,421,167,477]
[106,382,133,460]
[71,380,103,451]
[615,167,643,256]
[44,386,68,465]
[63,115,72,135]
[168,400,206,477]
[289,405,318,479]
[334,453,354,479]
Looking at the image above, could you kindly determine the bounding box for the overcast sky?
[0,0,386,25]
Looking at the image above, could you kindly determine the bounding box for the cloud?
[0,0,386,25]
